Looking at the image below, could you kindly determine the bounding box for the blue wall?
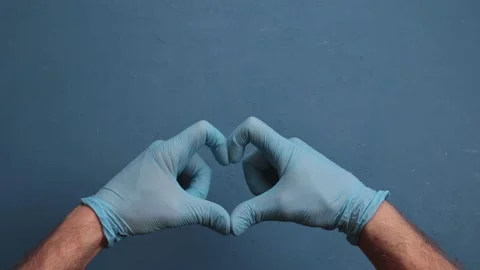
[1,0,479,268]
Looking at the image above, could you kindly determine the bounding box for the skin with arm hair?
[16,205,106,270]
[359,201,458,270]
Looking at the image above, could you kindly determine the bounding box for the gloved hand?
[82,121,231,247]
[228,117,389,244]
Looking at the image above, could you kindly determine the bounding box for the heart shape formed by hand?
[83,117,388,247]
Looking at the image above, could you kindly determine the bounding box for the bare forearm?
[17,205,106,270]
[358,202,457,269]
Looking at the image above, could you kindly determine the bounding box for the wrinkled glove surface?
[82,121,230,246]
[229,117,389,244]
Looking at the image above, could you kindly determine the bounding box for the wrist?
[358,202,457,269]
[72,205,108,249]
[81,197,132,247]
[17,205,107,270]
[337,187,390,245]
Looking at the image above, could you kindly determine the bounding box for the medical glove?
[82,121,230,247]
[228,117,389,244]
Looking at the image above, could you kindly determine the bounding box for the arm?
[17,206,106,270]
[17,121,231,268]
[359,201,458,270]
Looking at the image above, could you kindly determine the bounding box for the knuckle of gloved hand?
[244,116,261,129]
[149,140,165,155]
[194,120,212,132]
[150,140,165,149]
[289,137,301,144]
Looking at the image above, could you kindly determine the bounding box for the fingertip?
[230,203,255,236]
[213,143,230,166]
[208,126,230,166]
[219,213,232,235]
[231,227,245,236]
[210,204,231,235]
[231,220,247,236]
[230,191,280,236]
[228,135,245,164]
[188,198,231,235]
[175,120,231,166]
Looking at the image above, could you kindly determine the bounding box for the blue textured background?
[1,0,479,269]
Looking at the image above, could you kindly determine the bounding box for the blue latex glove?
[229,117,389,244]
[82,121,231,247]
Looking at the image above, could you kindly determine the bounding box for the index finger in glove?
[167,120,229,168]
[228,117,292,171]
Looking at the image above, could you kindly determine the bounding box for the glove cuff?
[81,197,131,247]
[338,187,390,245]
